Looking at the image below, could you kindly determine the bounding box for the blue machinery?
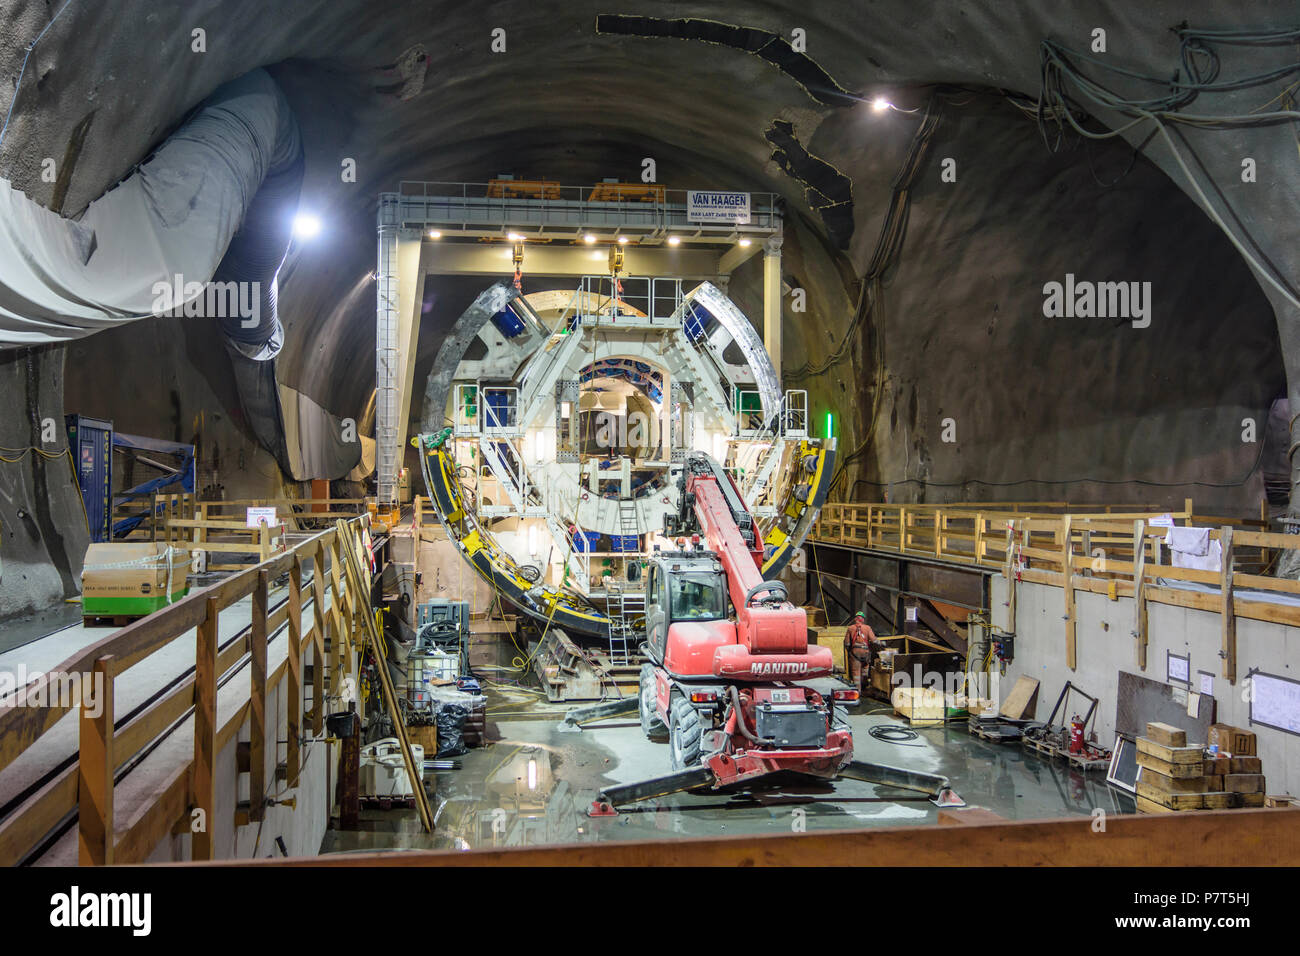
[65,415,196,541]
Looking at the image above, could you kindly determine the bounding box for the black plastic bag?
[434,702,471,757]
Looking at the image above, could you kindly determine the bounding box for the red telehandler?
[585,454,962,816]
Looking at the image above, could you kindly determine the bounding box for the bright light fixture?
[872,96,891,112]
[583,233,597,244]
[427,229,441,239]
[527,758,538,791]
[292,213,321,239]
[507,232,523,241]
[617,236,629,245]
[667,236,681,246]
[738,238,752,248]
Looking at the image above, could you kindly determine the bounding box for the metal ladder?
[617,498,640,549]
[605,585,643,667]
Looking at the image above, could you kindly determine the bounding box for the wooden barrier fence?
[0,515,374,866]
[809,500,1293,684]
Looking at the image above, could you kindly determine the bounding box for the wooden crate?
[1202,792,1240,809]
[1145,722,1187,747]
[1240,792,1266,808]
[891,686,945,725]
[1137,781,1203,810]
[1136,751,1205,778]
[1139,769,1208,794]
[1136,794,1176,814]
[408,724,438,767]
[1136,736,1204,765]
[1225,773,1266,794]
[1230,756,1262,774]
[1204,755,1230,775]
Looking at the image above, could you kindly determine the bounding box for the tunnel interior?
[3,3,1296,615]
[2,0,1300,874]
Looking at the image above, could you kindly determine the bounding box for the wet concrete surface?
[321,664,1137,856]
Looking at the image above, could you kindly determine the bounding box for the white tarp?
[0,70,297,348]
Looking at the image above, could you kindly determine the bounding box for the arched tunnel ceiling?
[2,0,1296,514]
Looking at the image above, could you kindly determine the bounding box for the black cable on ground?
[868,723,920,744]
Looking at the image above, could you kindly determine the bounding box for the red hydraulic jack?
[588,757,964,816]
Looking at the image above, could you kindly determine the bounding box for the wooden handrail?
[0,515,375,866]
[808,500,1298,685]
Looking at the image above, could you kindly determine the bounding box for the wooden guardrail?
[809,500,1290,686]
[114,492,197,541]
[0,516,374,866]
[198,498,369,523]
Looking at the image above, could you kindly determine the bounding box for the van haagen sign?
[687,190,751,224]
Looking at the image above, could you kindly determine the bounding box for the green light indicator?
[825,412,834,439]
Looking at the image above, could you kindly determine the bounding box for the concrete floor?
[321,661,1137,855]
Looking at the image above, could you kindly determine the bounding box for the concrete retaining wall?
[992,574,1298,797]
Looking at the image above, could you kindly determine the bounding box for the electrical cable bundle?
[1036,28,1300,313]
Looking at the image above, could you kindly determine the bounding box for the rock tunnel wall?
[0,1,1297,620]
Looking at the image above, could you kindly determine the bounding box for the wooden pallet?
[83,614,148,629]
[1022,735,1064,758]
[1065,750,1113,773]
[969,720,1020,743]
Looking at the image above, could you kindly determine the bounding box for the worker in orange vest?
[843,611,880,692]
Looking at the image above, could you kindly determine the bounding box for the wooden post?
[1003,518,1018,634]
[975,513,986,564]
[287,558,304,787]
[338,711,361,831]
[934,511,942,558]
[1220,526,1236,684]
[899,507,908,553]
[1260,498,1270,568]
[865,506,873,550]
[78,655,115,866]
[192,598,218,861]
[1132,520,1148,670]
[249,569,268,823]
[1183,498,1194,525]
[1062,516,1076,670]
[312,545,328,736]
[328,537,349,673]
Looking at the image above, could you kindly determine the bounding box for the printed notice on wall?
[1167,651,1190,685]
[1250,671,1300,736]
[246,506,277,528]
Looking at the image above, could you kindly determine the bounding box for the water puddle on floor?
[320,671,1135,856]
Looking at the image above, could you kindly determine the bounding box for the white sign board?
[1167,651,1190,684]
[246,506,277,529]
[1250,671,1300,736]
[687,190,751,224]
